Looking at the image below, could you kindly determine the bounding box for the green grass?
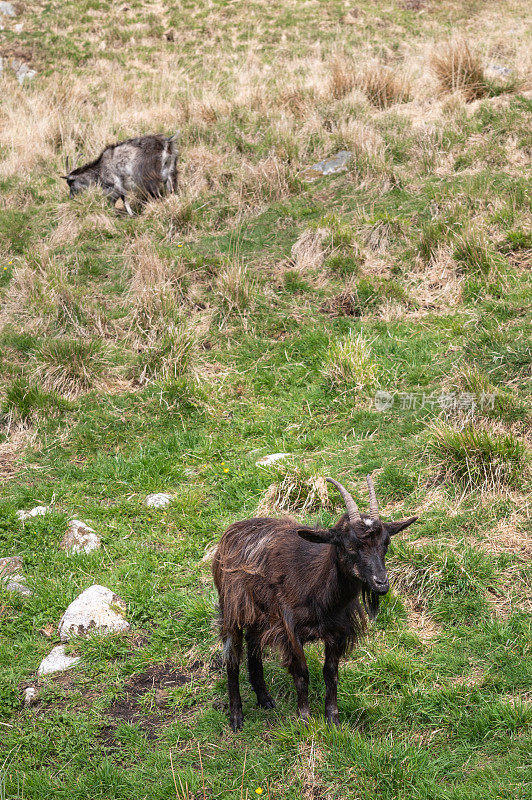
[0,1,531,798]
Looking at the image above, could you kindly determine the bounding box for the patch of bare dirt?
[100,660,205,744]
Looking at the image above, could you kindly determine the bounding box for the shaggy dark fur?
[213,496,417,731]
[62,133,179,215]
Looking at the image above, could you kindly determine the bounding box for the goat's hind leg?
[246,628,275,709]
[286,651,310,723]
[224,628,244,731]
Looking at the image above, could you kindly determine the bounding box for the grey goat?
[62,133,179,215]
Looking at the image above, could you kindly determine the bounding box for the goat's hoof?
[257,693,275,709]
[298,711,311,727]
[229,710,244,732]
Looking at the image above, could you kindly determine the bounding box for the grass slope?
[0,1,531,798]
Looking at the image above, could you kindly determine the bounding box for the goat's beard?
[361,586,381,620]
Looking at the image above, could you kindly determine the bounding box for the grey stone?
[61,520,100,555]
[300,151,352,182]
[37,646,81,677]
[0,556,32,596]
[145,492,173,509]
[58,584,129,641]
[487,63,512,77]
[5,579,32,596]
[17,505,49,521]
[12,60,37,83]
[0,3,16,17]
[256,453,290,466]
[24,686,38,706]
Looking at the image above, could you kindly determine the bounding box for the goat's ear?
[296,527,334,545]
[60,175,69,180]
[385,516,418,536]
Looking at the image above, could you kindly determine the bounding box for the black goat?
[212,475,418,730]
[62,133,179,215]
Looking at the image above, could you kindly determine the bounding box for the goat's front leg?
[122,195,134,216]
[323,642,341,726]
[225,628,244,731]
[287,652,310,723]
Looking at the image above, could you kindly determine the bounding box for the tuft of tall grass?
[1,377,68,425]
[215,260,253,317]
[135,322,196,385]
[427,422,526,492]
[454,233,506,276]
[329,56,355,100]
[33,338,111,398]
[323,331,378,389]
[359,66,411,109]
[291,228,329,272]
[453,368,528,424]
[431,40,487,102]
[127,236,184,335]
[256,469,330,516]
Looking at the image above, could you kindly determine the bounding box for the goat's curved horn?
[65,155,70,174]
[366,474,379,520]
[325,478,361,523]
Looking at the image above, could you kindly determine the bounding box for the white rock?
[61,520,100,555]
[0,2,16,17]
[256,453,290,466]
[17,505,49,521]
[14,61,37,83]
[58,584,129,641]
[145,492,173,509]
[24,686,38,705]
[14,22,22,31]
[0,555,32,596]
[17,506,49,521]
[37,646,81,677]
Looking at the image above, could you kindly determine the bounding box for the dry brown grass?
[126,235,185,336]
[406,245,463,314]
[0,424,36,478]
[359,65,412,108]
[335,119,387,163]
[234,154,294,212]
[474,509,531,559]
[256,472,330,516]
[431,40,487,102]
[329,55,355,100]
[290,228,329,272]
[215,259,253,318]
